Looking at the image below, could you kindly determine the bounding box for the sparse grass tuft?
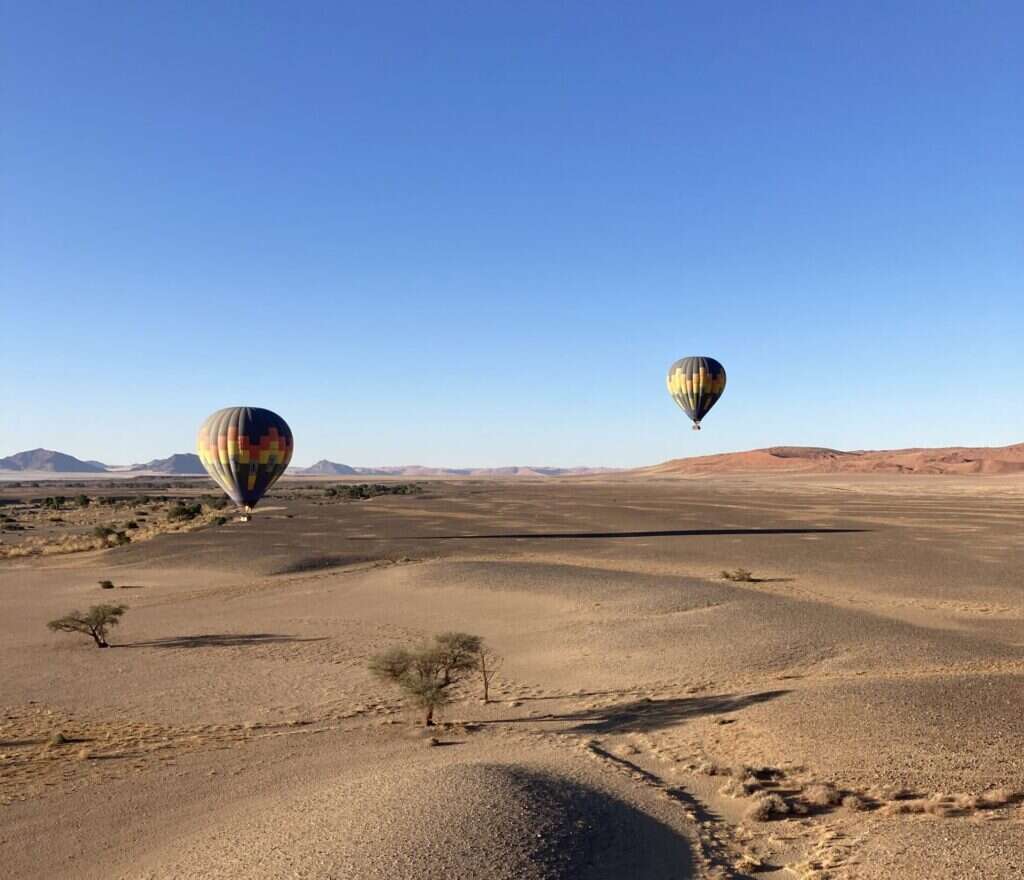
[745,792,790,821]
[978,787,1017,808]
[842,794,868,811]
[801,782,842,808]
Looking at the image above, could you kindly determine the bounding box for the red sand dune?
[639,443,1024,476]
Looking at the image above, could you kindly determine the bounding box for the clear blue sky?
[3,3,1022,467]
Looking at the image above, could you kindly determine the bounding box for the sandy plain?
[1,473,1023,879]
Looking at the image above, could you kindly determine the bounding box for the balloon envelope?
[666,356,726,429]
[197,407,293,508]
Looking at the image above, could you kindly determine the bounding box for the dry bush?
[745,792,790,821]
[842,794,868,811]
[869,784,917,801]
[978,788,1017,808]
[720,568,756,582]
[720,776,760,799]
[801,783,842,808]
[880,796,951,817]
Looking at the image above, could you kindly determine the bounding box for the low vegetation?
[0,494,228,559]
[368,632,499,725]
[323,483,422,501]
[167,502,203,521]
[47,604,127,648]
[720,568,756,582]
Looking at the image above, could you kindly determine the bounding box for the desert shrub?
[745,792,790,821]
[124,521,138,530]
[167,502,202,521]
[323,487,338,497]
[368,631,484,726]
[98,580,115,590]
[75,494,90,507]
[880,796,950,817]
[47,604,127,648]
[214,516,228,526]
[93,525,114,539]
[801,783,842,808]
[720,568,756,582]
[842,794,868,811]
[720,777,760,798]
[978,788,1017,808]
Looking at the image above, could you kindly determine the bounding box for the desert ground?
[2,473,1023,879]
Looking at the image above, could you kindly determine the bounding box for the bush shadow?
[122,633,327,649]
[483,690,789,734]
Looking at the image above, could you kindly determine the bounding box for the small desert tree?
[368,631,481,726]
[476,644,503,703]
[48,604,127,648]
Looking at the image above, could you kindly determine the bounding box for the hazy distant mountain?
[289,461,619,477]
[129,453,207,475]
[0,448,108,473]
[300,460,359,475]
[637,443,1024,476]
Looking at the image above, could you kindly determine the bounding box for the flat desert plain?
[2,474,1023,879]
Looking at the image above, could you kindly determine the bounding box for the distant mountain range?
[0,449,616,478]
[4,445,1024,479]
[291,460,618,477]
[0,449,108,473]
[0,449,205,475]
[128,453,207,475]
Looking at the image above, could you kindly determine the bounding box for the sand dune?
[640,442,1024,475]
[131,760,694,880]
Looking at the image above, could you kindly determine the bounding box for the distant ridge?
[301,460,359,475]
[288,460,618,477]
[0,448,108,473]
[638,443,1024,476]
[129,453,206,475]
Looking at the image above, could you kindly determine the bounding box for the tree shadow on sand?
[482,691,789,734]
[414,528,867,541]
[121,633,327,649]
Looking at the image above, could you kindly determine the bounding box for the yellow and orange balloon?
[197,407,293,510]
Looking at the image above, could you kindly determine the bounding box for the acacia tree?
[47,604,127,648]
[368,631,481,726]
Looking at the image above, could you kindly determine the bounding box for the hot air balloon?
[197,407,293,515]
[667,356,726,430]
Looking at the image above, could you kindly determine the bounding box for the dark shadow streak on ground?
[399,528,868,541]
[121,634,327,649]
[480,691,789,734]
[516,690,635,702]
